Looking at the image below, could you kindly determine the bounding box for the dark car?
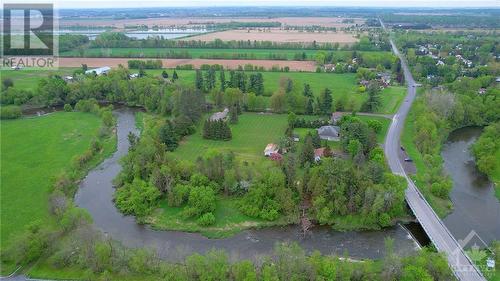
[404,158,413,162]
[400,146,405,151]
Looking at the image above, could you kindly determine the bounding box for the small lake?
[57,28,206,40]
[74,108,419,262]
[442,127,500,246]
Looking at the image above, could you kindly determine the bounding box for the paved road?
[380,19,486,281]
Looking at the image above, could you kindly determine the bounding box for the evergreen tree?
[320,88,333,115]
[364,82,381,112]
[303,83,313,97]
[312,131,321,149]
[161,70,169,79]
[300,133,315,166]
[159,121,178,151]
[172,70,178,81]
[305,98,314,115]
[220,68,226,92]
[206,66,216,91]
[195,69,204,91]
[203,120,210,139]
[230,106,238,124]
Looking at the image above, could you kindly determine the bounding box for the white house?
[85,66,111,76]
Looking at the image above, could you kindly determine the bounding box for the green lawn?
[356,115,391,143]
[0,112,104,250]
[146,196,285,238]
[379,86,406,114]
[1,69,76,92]
[171,113,288,165]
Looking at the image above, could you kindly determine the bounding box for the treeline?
[83,31,389,51]
[472,121,500,185]
[381,13,500,28]
[203,119,232,140]
[127,59,163,69]
[207,21,282,29]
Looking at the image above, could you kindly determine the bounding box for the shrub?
[197,212,216,226]
[63,103,73,112]
[0,105,21,119]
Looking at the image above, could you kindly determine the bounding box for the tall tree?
[319,88,333,115]
[303,83,313,97]
[206,66,216,91]
[364,82,381,112]
[195,69,204,91]
[220,68,226,92]
[300,134,315,166]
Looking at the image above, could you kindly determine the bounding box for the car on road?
[404,158,413,162]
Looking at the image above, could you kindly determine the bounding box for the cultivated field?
[185,29,359,44]
[60,17,365,28]
[0,113,106,249]
[57,57,317,71]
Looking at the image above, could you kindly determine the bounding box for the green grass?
[146,196,286,238]
[1,69,76,92]
[0,112,106,250]
[379,86,406,114]
[60,48,393,62]
[171,113,288,166]
[356,115,391,143]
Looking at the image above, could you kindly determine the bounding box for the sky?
[3,0,499,8]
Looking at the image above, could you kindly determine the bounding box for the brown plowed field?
[57,57,317,71]
[60,17,364,29]
[185,29,358,44]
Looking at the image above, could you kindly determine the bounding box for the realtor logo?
[451,230,495,277]
[2,3,58,68]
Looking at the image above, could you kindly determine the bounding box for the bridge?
[380,19,487,281]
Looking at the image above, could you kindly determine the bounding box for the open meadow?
[0,112,111,252]
[170,113,288,165]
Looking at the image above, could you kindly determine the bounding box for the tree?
[184,186,216,218]
[271,90,286,113]
[319,88,333,115]
[311,131,321,149]
[195,69,204,91]
[206,66,216,91]
[220,68,226,92]
[158,121,178,151]
[300,134,315,166]
[305,98,314,115]
[161,70,169,79]
[1,78,14,90]
[230,106,238,124]
[364,82,381,112]
[303,83,313,97]
[172,70,179,81]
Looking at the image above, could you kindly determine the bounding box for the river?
[442,127,500,246]
[75,108,418,262]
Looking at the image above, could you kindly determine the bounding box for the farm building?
[85,66,111,76]
[264,143,279,157]
[317,125,340,141]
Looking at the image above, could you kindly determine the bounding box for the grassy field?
[379,86,406,114]
[1,69,76,91]
[171,113,288,166]
[146,196,286,238]
[60,47,393,62]
[0,112,109,251]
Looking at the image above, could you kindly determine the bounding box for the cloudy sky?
[3,0,499,8]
